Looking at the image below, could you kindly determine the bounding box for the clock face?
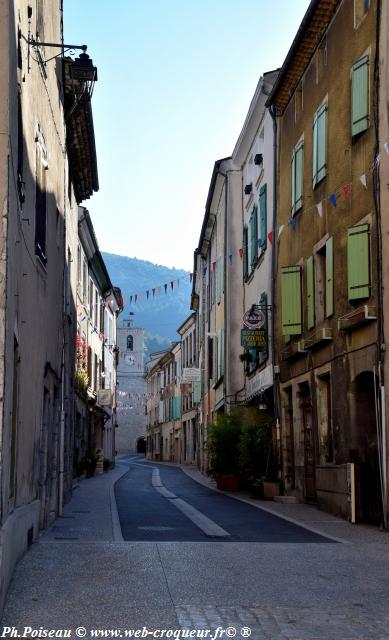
[126,355,136,366]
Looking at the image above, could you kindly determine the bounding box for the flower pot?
[263,481,280,500]
[216,474,239,491]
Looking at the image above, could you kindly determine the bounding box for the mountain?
[101,252,192,357]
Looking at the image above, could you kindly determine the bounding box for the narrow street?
[115,457,328,543]
[2,457,389,638]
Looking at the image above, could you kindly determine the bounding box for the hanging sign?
[241,328,267,351]
[182,368,201,383]
[243,305,265,329]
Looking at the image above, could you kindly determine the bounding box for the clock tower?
[115,316,146,453]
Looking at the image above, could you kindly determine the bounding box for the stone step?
[273,495,299,504]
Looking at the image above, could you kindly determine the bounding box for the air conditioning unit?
[297,340,307,353]
[304,327,333,349]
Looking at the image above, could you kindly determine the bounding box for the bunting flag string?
[105,142,389,308]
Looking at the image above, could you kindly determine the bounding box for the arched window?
[127,335,134,351]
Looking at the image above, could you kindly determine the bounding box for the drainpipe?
[223,171,228,410]
[58,338,65,516]
[372,0,387,528]
[269,104,279,423]
[269,103,282,478]
[59,7,66,516]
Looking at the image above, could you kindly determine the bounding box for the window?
[295,82,303,120]
[307,237,334,329]
[35,144,47,264]
[312,102,327,188]
[216,257,223,305]
[351,55,369,137]
[258,184,267,251]
[127,334,134,351]
[354,0,370,28]
[17,94,24,204]
[347,224,370,300]
[217,327,224,380]
[77,245,81,289]
[291,141,303,215]
[281,266,302,335]
[82,258,87,302]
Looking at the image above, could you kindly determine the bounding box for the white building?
[75,208,123,474]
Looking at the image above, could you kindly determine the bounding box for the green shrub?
[239,420,277,482]
[207,413,242,477]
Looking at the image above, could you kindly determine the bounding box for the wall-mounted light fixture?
[254,153,263,166]
[24,35,97,93]
[244,183,253,195]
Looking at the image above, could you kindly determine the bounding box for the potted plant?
[239,416,279,499]
[207,413,242,491]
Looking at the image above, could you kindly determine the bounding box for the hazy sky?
[65,0,310,271]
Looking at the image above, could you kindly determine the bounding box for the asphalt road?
[115,457,330,543]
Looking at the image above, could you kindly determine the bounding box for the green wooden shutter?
[217,329,222,379]
[193,381,201,404]
[313,104,327,187]
[172,397,181,419]
[326,236,334,317]
[259,185,267,249]
[306,256,315,329]
[243,226,249,280]
[291,143,303,215]
[348,224,370,300]
[352,56,369,136]
[250,207,257,269]
[281,266,302,335]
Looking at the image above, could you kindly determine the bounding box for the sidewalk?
[149,458,388,545]
[177,465,389,544]
[39,459,128,543]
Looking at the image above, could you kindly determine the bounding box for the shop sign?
[241,328,267,350]
[243,305,266,329]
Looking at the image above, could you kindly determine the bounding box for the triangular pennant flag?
[343,184,350,200]
[130,295,133,304]
[267,231,273,244]
[316,201,323,217]
[152,288,156,297]
[277,224,285,239]
[156,286,161,295]
[170,281,174,290]
[135,294,138,303]
[360,173,367,188]
[289,217,297,231]
[229,253,233,264]
[328,194,337,208]
[164,283,168,293]
[212,261,216,272]
[146,290,149,299]
[189,273,193,283]
[239,248,243,259]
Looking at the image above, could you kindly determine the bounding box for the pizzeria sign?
[241,328,267,351]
